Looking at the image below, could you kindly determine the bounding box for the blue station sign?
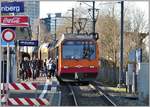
[1,1,24,13]
[19,40,38,46]
[1,39,15,47]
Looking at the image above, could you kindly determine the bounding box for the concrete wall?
[137,63,149,104]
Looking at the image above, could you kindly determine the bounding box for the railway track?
[60,83,79,106]
[90,81,117,106]
[61,82,117,106]
[67,84,79,106]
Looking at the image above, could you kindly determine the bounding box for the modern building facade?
[1,0,40,30]
[19,0,40,26]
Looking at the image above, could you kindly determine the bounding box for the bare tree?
[123,4,149,63]
[96,5,120,67]
[56,2,148,66]
[96,2,148,67]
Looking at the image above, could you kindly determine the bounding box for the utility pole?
[68,8,74,34]
[54,17,57,41]
[72,8,74,34]
[48,14,51,32]
[119,1,124,87]
[92,1,96,34]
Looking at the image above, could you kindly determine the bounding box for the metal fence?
[97,58,119,86]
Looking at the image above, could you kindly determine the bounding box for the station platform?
[1,76,61,106]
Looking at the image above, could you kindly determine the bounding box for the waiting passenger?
[47,59,52,78]
[43,59,48,78]
[31,57,37,80]
[50,60,56,77]
[20,57,30,81]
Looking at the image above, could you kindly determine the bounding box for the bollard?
[127,64,134,93]
[132,72,135,93]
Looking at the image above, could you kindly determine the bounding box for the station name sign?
[19,40,38,46]
[0,16,29,27]
[1,1,24,13]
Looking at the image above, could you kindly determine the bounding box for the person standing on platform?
[20,58,26,80]
[43,59,48,78]
[26,58,31,80]
[31,57,37,80]
[20,57,30,81]
[50,60,56,78]
[36,58,41,77]
[47,59,52,79]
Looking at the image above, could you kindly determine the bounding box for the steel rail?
[90,82,117,106]
[68,84,79,106]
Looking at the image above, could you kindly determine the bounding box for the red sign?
[1,16,29,27]
[2,29,16,42]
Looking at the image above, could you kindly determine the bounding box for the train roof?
[55,33,96,47]
[61,33,96,40]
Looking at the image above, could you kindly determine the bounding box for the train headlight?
[90,66,94,68]
[64,66,69,69]
[75,65,82,68]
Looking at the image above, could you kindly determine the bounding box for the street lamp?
[48,14,51,32]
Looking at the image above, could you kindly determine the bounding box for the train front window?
[62,41,96,60]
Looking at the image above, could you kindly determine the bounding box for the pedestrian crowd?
[19,57,56,81]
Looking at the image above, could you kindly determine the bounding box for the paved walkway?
[16,76,49,83]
